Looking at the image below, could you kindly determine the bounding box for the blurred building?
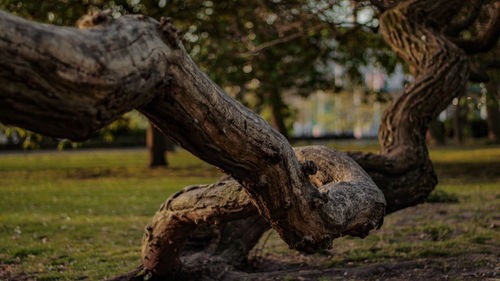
[291,64,406,139]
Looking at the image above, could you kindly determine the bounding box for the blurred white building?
[291,64,406,138]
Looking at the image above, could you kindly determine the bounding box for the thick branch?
[0,11,168,141]
[0,10,385,277]
[141,146,385,276]
[357,0,470,212]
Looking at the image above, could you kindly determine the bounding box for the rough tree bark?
[348,0,469,212]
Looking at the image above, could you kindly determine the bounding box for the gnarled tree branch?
[0,9,385,278]
[141,146,384,277]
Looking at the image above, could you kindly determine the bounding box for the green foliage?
[0,0,399,137]
[0,124,44,150]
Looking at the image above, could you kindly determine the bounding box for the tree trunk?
[348,0,469,213]
[269,91,290,139]
[0,10,385,279]
[427,120,445,145]
[486,81,500,142]
[453,96,468,145]
[147,121,168,167]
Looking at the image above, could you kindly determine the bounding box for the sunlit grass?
[251,144,500,276]
[0,145,499,280]
[0,149,221,280]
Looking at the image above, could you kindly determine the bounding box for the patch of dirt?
[64,168,122,179]
[0,264,36,281]
[232,253,500,280]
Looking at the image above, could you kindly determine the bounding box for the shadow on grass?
[434,161,500,183]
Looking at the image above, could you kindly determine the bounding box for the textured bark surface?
[141,146,385,276]
[0,9,385,279]
[0,11,166,141]
[348,0,469,213]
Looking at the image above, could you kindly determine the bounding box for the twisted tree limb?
[0,9,385,278]
[346,0,470,213]
[140,146,384,277]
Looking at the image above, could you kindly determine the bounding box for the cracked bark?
[348,0,469,213]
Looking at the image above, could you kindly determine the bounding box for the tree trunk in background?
[427,120,446,145]
[147,122,167,167]
[486,81,500,142]
[453,96,468,145]
[269,91,290,139]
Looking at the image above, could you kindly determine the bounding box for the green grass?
[1,145,499,280]
[252,145,500,275]
[0,149,221,280]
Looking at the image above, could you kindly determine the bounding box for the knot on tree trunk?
[76,10,113,29]
[159,17,183,49]
[141,146,385,278]
[300,160,318,176]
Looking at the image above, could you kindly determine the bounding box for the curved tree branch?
[0,9,385,277]
[350,0,470,213]
[0,11,167,140]
[141,146,384,276]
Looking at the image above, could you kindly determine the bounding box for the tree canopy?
[1,0,400,138]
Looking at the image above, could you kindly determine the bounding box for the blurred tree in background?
[1,0,496,147]
[0,0,398,140]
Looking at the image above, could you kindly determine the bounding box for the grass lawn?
[0,145,499,280]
